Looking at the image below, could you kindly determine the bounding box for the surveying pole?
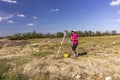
[56,30,66,57]
[56,30,72,57]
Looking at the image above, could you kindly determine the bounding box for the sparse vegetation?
[0,59,12,79]
[4,71,29,80]
[0,36,120,80]
[2,30,119,40]
[32,51,53,58]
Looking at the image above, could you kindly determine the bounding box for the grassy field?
[0,36,120,80]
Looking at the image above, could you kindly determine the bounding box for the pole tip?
[64,30,68,33]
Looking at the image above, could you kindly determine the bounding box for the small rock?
[105,77,112,80]
[76,74,81,80]
[113,42,116,45]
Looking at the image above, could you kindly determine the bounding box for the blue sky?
[0,0,120,36]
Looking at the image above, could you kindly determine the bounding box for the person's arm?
[71,37,78,41]
[71,37,73,41]
[72,39,78,40]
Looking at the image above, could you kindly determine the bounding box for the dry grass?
[0,36,120,80]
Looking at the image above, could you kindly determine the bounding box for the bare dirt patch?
[1,36,120,80]
[0,39,30,47]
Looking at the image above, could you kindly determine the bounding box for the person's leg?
[73,48,76,56]
[72,44,78,57]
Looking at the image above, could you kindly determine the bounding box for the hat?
[72,29,76,32]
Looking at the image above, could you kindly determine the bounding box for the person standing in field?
[71,29,78,57]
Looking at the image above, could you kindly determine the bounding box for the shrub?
[32,51,53,57]
[0,59,12,79]
[5,71,29,80]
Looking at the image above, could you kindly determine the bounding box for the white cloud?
[1,0,17,4]
[17,14,26,17]
[0,17,2,22]
[50,8,59,12]
[27,23,35,26]
[33,16,38,19]
[117,11,120,14]
[117,19,120,22]
[0,15,13,22]
[8,20,14,23]
[110,0,120,6]
[3,15,13,19]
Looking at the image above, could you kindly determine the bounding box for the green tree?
[44,33,55,38]
[56,32,64,38]
[95,31,102,36]
[111,30,117,35]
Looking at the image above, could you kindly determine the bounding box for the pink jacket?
[71,33,78,44]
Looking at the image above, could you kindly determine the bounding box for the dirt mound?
[0,39,30,47]
[21,58,109,80]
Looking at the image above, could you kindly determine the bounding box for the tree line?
[1,30,119,40]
